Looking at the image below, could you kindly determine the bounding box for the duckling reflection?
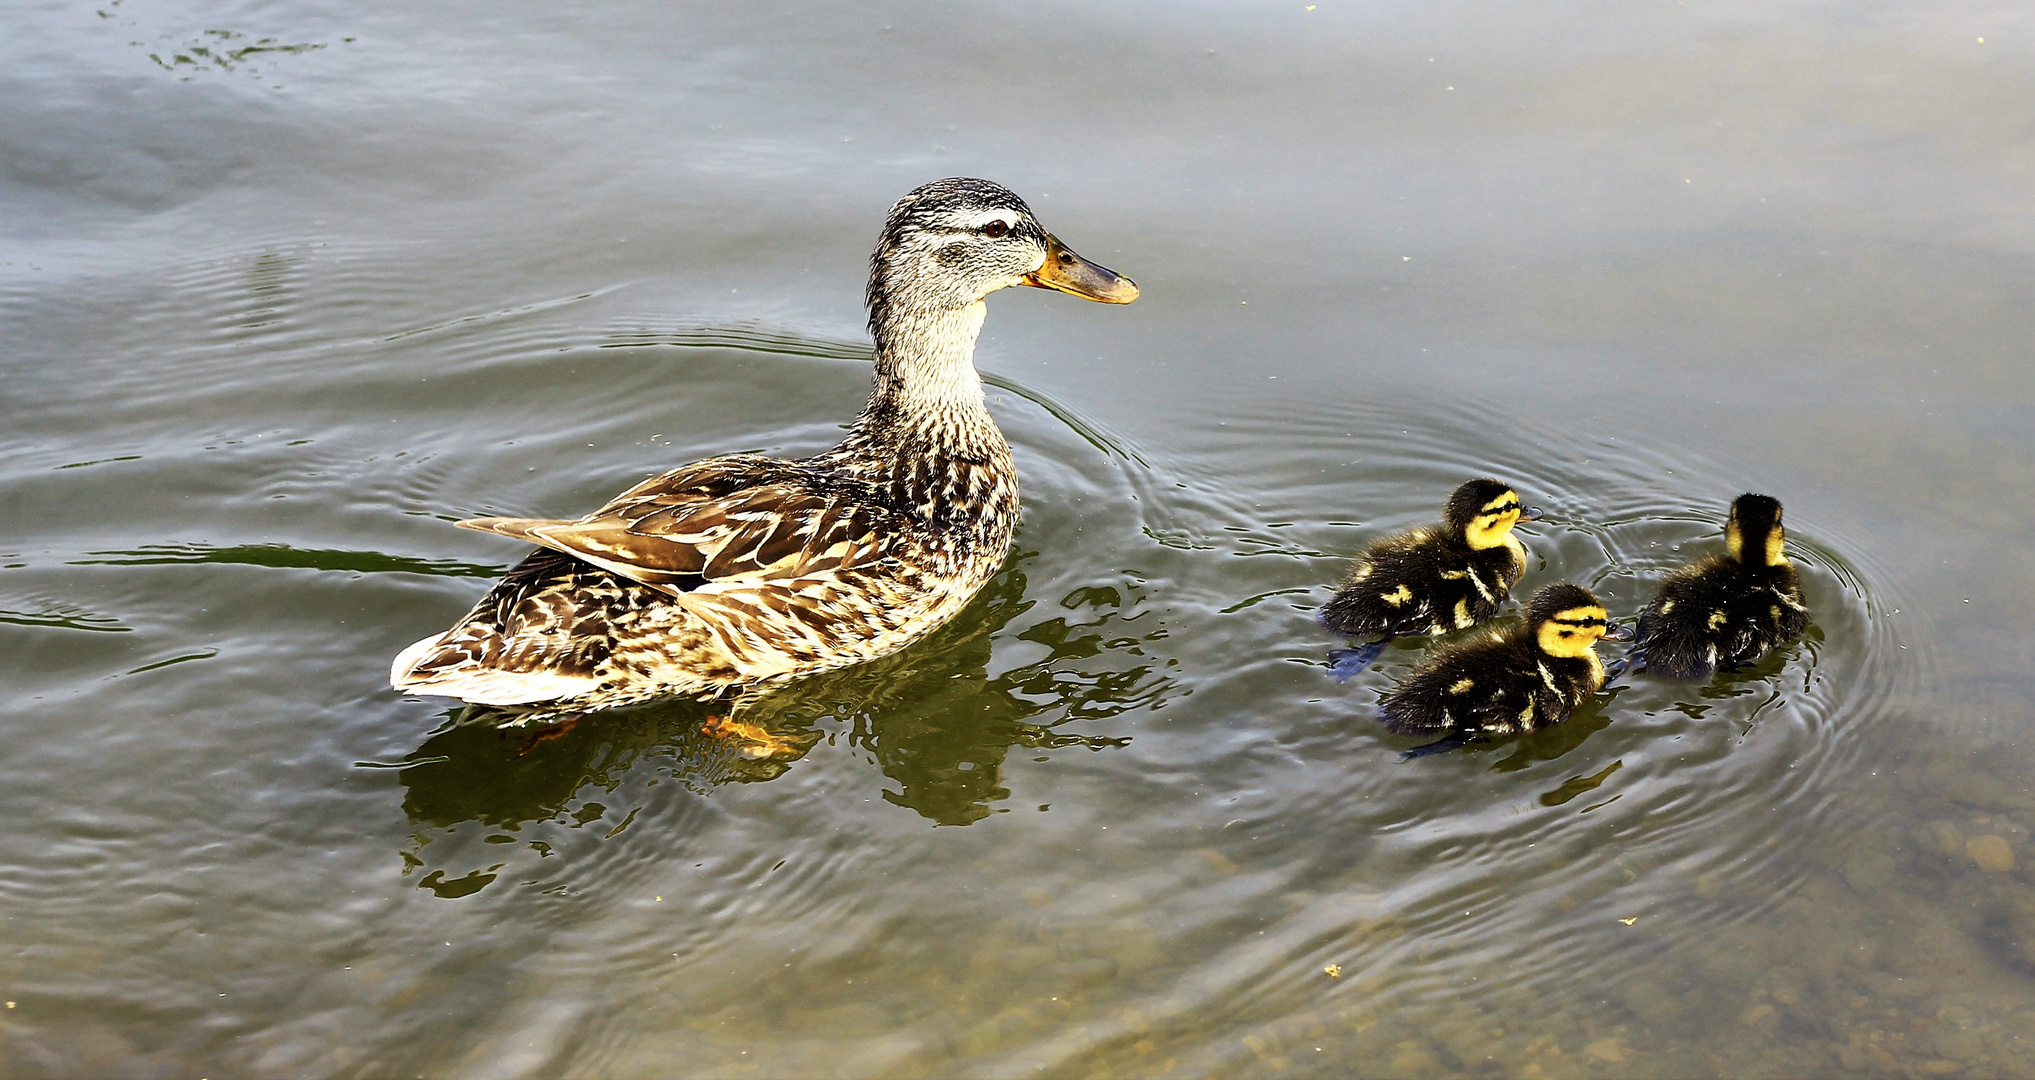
[393,556,1161,842]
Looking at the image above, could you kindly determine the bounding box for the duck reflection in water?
[394,556,1160,836]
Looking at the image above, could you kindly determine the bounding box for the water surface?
[5,1,2035,1076]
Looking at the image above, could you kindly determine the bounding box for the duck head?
[867,178,1137,328]
[1724,493,1788,568]
[1527,582,1618,659]
[1444,477,1543,551]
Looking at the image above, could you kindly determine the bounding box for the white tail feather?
[389,633,600,705]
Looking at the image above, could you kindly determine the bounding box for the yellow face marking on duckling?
[1448,678,1475,694]
[1464,491,1526,551]
[1536,605,1611,659]
[1728,521,1788,565]
[1658,600,1674,614]
[1707,610,1727,630]
[1764,528,1789,567]
[1381,584,1413,607]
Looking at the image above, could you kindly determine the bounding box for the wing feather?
[456,454,902,595]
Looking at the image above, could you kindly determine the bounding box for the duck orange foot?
[701,715,801,760]
[514,713,584,755]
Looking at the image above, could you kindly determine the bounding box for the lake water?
[6,1,2035,1075]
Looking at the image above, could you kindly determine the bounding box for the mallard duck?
[390,178,1138,726]
[1319,478,1542,679]
[1631,493,1808,679]
[1377,581,1624,757]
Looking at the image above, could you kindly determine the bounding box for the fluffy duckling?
[1320,478,1542,679]
[1378,582,1624,757]
[1631,493,1808,679]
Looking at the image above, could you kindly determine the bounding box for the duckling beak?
[1519,506,1545,522]
[1023,233,1139,304]
[1605,620,1636,642]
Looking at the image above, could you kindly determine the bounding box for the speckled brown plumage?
[391,178,1136,725]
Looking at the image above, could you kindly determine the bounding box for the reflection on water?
[144,31,328,78]
[393,554,1162,894]
[72,542,504,578]
[0,601,132,633]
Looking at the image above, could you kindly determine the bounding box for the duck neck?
[853,300,1006,460]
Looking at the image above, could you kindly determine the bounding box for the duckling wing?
[456,454,898,595]
[1636,557,1807,677]
[1381,645,1532,735]
[1449,663,1549,736]
[1322,531,1455,636]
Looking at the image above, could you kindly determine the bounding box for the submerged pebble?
[1965,835,2015,873]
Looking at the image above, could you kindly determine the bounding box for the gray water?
[5,1,2034,1076]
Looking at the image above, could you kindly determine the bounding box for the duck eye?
[980,220,1009,239]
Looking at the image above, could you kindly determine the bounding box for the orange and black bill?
[1023,233,1139,303]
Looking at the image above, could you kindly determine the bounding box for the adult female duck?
[391,178,1137,725]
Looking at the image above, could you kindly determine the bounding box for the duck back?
[1634,557,1807,679]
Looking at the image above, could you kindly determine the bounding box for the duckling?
[1319,478,1543,679]
[1378,581,1624,757]
[390,178,1138,726]
[1631,493,1808,679]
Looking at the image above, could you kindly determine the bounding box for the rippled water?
[7,1,2035,1076]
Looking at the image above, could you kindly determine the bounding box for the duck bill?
[1519,506,1545,522]
[1023,233,1139,304]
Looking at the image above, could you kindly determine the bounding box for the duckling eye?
[980,220,1009,239]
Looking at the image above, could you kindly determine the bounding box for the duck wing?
[456,454,901,594]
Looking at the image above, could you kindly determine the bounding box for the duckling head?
[1723,493,1788,568]
[1526,582,1615,659]
[1444,478,1543,550]
[867,178,1137,331]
